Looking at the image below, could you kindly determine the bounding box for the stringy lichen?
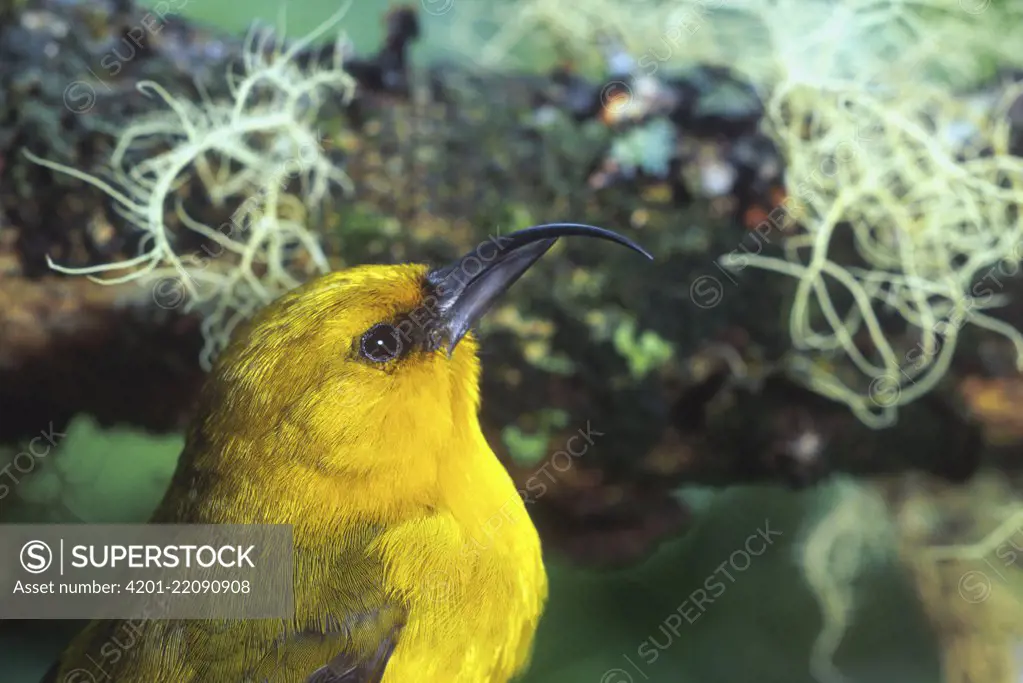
[744,20,1023,429]
[799,477,895,683]
[24,3,356,369]
[473,0,1023,428]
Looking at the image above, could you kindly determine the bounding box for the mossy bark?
[6,1,1023,681]
[0,0,1018,566]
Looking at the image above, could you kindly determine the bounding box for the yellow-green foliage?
[24,2,357,368]
[1,415,182,524]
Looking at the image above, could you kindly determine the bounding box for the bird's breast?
[377,495,547,683]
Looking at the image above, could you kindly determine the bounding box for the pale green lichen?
[799,477,896,683]
[608,118,677,178]
[736,5,1023,428]
[23,2,358,368]
[472,0,1023,427]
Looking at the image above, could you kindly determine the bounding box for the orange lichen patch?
[743,203,770,230]
[598,86,640,126]
[769,184,787,208]
[959,376,1023,444]
[743,186,798,233]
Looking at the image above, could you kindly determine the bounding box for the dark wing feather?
[303,624,401,683]
[251,605,404,683]
[46,522,407,683]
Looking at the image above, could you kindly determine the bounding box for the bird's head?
[188,224,650,493]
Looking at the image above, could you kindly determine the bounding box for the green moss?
[332,203,402,258]
[612,319,674,380]
[530,352,577,375]
[533,113,610,191]
[501,408,570,465]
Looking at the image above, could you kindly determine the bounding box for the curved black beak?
[426,223,652,354]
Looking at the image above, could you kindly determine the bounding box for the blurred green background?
[1,1,943,681]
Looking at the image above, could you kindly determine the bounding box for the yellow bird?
[43,223,651,683]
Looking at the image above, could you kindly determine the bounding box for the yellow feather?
[52,264,547,683]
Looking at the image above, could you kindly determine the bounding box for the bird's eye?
[360,323,403,363]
